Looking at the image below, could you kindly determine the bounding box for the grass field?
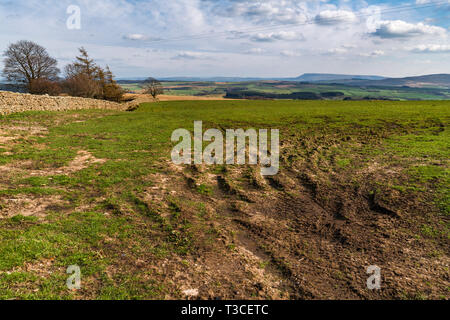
[0,100,448,299]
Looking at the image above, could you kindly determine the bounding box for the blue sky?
[1,0,449,78]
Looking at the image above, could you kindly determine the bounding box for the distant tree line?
[224,89,403,101]
[224,90,330,100]
[2,40,124,102]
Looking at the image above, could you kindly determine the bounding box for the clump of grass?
[196,184,213,195]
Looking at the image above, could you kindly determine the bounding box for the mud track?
[152,160,449,299]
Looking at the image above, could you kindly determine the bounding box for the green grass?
[0,99,448,299]
[196,184,213,195]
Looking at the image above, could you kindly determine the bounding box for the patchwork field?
[0,100,448,299]
[120,80,450,101]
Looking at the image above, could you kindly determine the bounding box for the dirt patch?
[130,162,292,299]
[138,157,449,300]
[0,125,48,137]
[9,258,57,278]
[157,95,233,101]
[65,150,106,172]
[0,150,106,178]
[0,125,49,154]
[0,195,69,219]
[0,258,66,297]
[0,160,35,180]
[0,135,16,144]
[27,150,107,176]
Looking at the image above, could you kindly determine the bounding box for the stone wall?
[0,91,126,115]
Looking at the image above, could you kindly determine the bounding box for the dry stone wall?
[0,91,126,115]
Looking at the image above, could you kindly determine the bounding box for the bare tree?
[29,78,62,96]
[142,77,164,99]
[62,73,101,98]
[2,40,60,90]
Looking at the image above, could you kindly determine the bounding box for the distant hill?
[118,76,264,82]
[324,74,450,88]
[82,73,450,89]
[163,76,266,82]
[119,73,386,83]
[159,73,387,82]
[291,73,386,82]
[368,74,450,87]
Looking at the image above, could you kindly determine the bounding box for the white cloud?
[360,50,385,57]
[372,20,446,38]
[315,10,357,25]
[280,50,300,57]
[415,0,449,5]
[207,0,309,25]
[123,34,161,41]
[171,51,212,60]
[326,48,348,55]
[410,44,450,53]
[123,34,147,41]
[245,48,266,54]
[250,31,304,42]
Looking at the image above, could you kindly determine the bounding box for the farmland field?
[120,80,450,101]
[0,100,448,299]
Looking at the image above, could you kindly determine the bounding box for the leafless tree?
[62,73,101,98]
[143,77,164,99]
[2,40,60,90]
[29,78,62,96]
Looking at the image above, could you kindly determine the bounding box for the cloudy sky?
[0,0,449,78]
